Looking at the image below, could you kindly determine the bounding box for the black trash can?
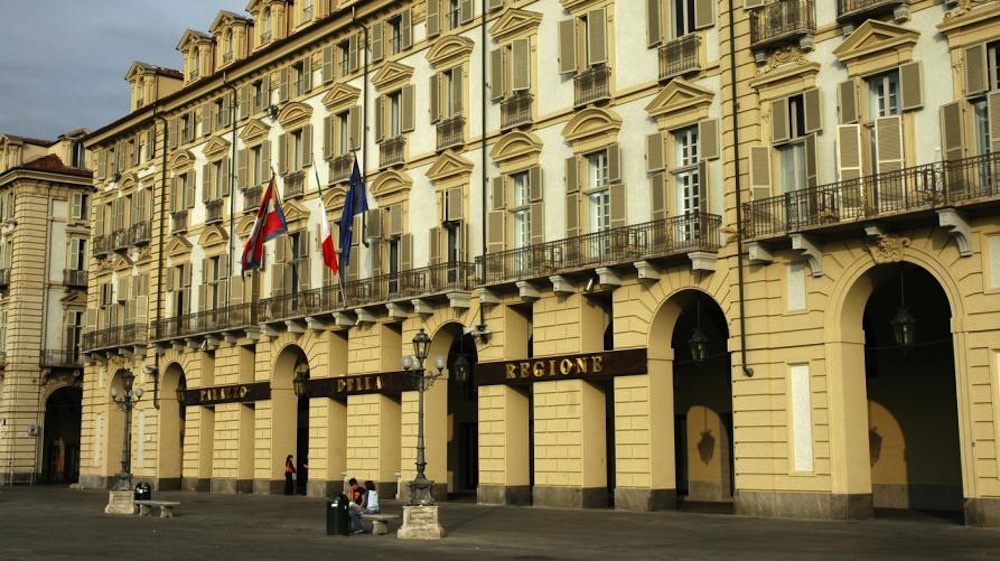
[134,482,152,502]
[326,494,349,536]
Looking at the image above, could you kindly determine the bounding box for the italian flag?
[316,169,339,276]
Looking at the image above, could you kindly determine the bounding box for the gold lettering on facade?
[559,359,573,375]
[592,356,604,373]
[533,362,546,377]
[520,363,530,378]
[506,364,517,379]
[575,358,588,373]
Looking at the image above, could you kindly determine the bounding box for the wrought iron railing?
[750,0,815,49]
[41,350,82,368]
[742,152,1000,240]
[205,199,224,224]
[171,211,188,234]
[379,136,406,168]
[243,185,263,213]
[501,91,533,130]
[838,0,905,19]
[151,303,254,341]
[329,154,354,183]
[574,65,611,107]
[284,171,305,199]
[659,34,702,81]
[436,115,466,152]
[0,268,9,288]
[112,229,129,252]
[93,235,111,257]
[64,269,88,288]
[478,213,721,285]
[81,323,148,352]
[130,221,151,245]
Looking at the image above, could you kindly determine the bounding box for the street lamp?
[891,271,916,354]
[110,370,144,491]
[293,355,310,397]
[175,376,186,405]
[688,297,710,364]
[401,328,445,506]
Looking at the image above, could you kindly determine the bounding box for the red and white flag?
[315,168,339,276]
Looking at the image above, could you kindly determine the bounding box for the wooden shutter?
[349,33,360,73]
[202,103,213,136]
[699,119,720,161]
[565,157,580,237]
[273,238,287,296]
[899,62,922,112]
[490,48,504,102]
[610,182,626,229]
[239,85,250,119]
[349,106,361,150]
[487,177,505,253]
[803,88,821,134]
[169,119,179,149]
[646,0,662,48]
[838,80,858,125]
[261,141,272,178]
[198,260,208,311]
[297,237,310,291]
[238,149,248,188]
[402,85,415,132]
[964,44,988,97]
[427,0,440,38]
[650,173,666,221]
[939,102,964,162]
[430,73,441,123]
[874,116,903,173]
[559,19,577,75]
[451,67,463,115]
[989,91,1000,153]
[302,125,313,168]
[278,133,289,175]
[647,133,664,172]
[202,164,212,202]
[322,45,335,84]
[185,173,196,209]
[745,0,765,6]
[447,187,464,221]
[388,204,403,237]
[323,115,333,158]
[694,0,714,30]
[804,134,817,190]
[748,146,772,200]
[96,151,107,180]
[429,226,441,265]
[771,97,790,143]
[372,21,384,63]
[488,0,504,10]
[279,67,290,102]
[608,143,621,184]
[221,156,231,197]
[512,39,530,91]
[836,124,863,181]
[587,9,607,67]
[401,9,413,50]
[461,0,474,24]
[230,274,244,306]
[302,56,313,94]
[375,95,384,142]
[529,166,543,244]
[366,208,383,241]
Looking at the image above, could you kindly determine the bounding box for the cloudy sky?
[1,0,250,140]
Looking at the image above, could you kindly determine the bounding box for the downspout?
[478,0,488,334]
[151,108,170,407]
[728,0,753,377]
[223,73,238,307]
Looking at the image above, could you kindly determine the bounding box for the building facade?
[80,0,1000,526]
[0,130,92,486]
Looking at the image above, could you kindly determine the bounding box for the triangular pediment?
[490,131,543,163]
[276,101,313,129]
[112,254,133,271]
[369,170,412,198]
[167,235,193,258]
[210,10,251,34]
[203,136,232,159]
[426,151,474,181]
[426,36,475,67]
[60,290,88,305]
[176,29,212,52]
[321,84,362,110]
[833,20,919,64]
[371,61,414,92]
[168,149,195,171]
[197,223,230,249]
[561,107,622,143]
[240,119,271,145]
[280,199,307,224]
[125,62,154,83]
[644,79,714,119]
[489,9,543,41]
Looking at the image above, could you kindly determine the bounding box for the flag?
[241,174,288,274]
[315,168,338,276]
[339,159,369,267]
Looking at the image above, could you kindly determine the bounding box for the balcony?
[244,185,263,213]
[749,0,815,52]
[152,303,254,342]
[284,171,305,199]
[659,34,702,82]
[501,91,533,131]
[574,65,611,108]
[64,269,88,288]
[837,0,909,30]
[93,235,111,257]
[478,213,722,286]
[742,152,1000,241]
[41,350,83,368]
[171,211,188,234]
[81,323,148,353]
[130,220,151,246]
[206,199,224,225]
[112,228,129,252]
[0,268,8,289]
[379,136,406,169]
[329,154,354,184]
[436,115,466,152]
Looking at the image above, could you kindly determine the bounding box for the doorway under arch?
[42,386,82,484]
[446,330,479,498]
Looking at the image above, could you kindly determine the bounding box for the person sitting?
[347,478,365,534]
[362,480,379,514]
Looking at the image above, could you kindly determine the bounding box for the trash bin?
[326,493,349,536]
[134,481,152,502]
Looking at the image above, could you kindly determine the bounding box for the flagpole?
[315,159,349,310]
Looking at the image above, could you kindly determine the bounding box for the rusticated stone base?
[966,497,1000,527]
[182,477,211,492]
[78,475,106,490]
[156,477,182,491]
[615,488,677,512]
[211,478,238,494]
[254,479,283,495]
[736,490,873,520]
[396,505,445,540]
[308,480,341,497]
[104,490,137,515]
[236,479,254,494]
[533,486,609,509]
[478,484,532,506]
[872,483,963,511]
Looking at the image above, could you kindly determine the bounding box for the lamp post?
[688,297,710,364]
[110,370,144,492]
[293,355,310,397]
[401,328,445,506]
[892,271,917,354]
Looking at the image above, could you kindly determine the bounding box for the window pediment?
[210,10,251,34]
[176,29,212,53]
[371,61,414,92]
[490,131,543,163]
[559,0,604,13]
[561,107,622,144]
[321,84,362,111]
[237,215,257,238]
[280,198,307,224]
[426,36,475,68]
[167,235,193,258]
[118,172,139,192]
[833,20,919,74]
[60,291,88,306]
[168,149,195,171]
[203,136,232,160]
[426,150,474,182]
[276,101,313,129]
[324,189,346,213]
[197,223,229,249]
[644,79,714,128]
[240,119,271,145]
[369,170,412,199]
[748,61,821,95]
[111,254,134,271]
[939,1,1000,36]
[489,9,543,42]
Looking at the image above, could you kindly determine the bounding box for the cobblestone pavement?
[1,486,999,561]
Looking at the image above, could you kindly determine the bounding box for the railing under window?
[112,229,129,252]
[42,350,83,368]
[436,115,466,152]
[81,323,148,352]
[659,34,702,82]
[205,199,224,224]
[93,235,111,257]
[501,91,533,131]
[477,213,722,285]
[171,211,188,234]
[243,185,263,213]
[64,269,88,288]
[152,303,254,341]
[574,65,611,107]
[837,0,906,19]
[749,0,816,49]
[284,171,305,199]
[130,221,151,245]
[329,154,354,183]
[379,136,406,168]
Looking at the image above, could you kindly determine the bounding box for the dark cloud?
[0,0,248,139]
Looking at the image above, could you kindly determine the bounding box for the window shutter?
[452,67,463,115]
[430,73,441,123]
[221,96,232,128]
[402,9,413,50]
[97,151,107,180]
[447,187,464,221]
[566,156,580,237]
[529,166,543,203]
[298,243,310,292]
[694,0,714,30]
[402,85,415,132]
[490,48,504,102]
[323,116,333,158]
[964,44,988,97]
[261,141,272,178]
[303,125,313,168]
[587,9,607,67]
[366,208,383,241]
[610,182,626,229]
[302,56,313,93]
[427,0,440,38]
[697,160,709,209]
[608,143,621,184]
[487,180,505,254]
[279,133,289,175]
[803,88,821,134]
[239,85,250,119]
[650,173,666,221]
[512,39,530,91]
[699,119,720,161]
[372,22,384,63]
[238,149,248,189]
[186,174,196,209]
[531,199,544,245]
[874,116,904,173]
[375,95,384,142]
[370,241,382,278]
[349,33,360,73]
[400,233,413,272]
[221,156,231,197]
[322,45,335,84]
[389,204,403,237]
[836,124,863,181]
[748,146,772,200]
[646,0,662,48]
[349,106,361,150]
[279,67,290,102]
[989,91,1000,153]
[461,0,474,24]
[838,80,858,125]
[169,119,179,149]
[559,19,577,75]
[804,134,817,190]
[646,133,664,172]
[899,62,922,112]
[202,164,212,202]
[230,274,244,306]
[202,103,214,136]
[771,97,789,143]
[170,176,180,212]
[429,226,441,265]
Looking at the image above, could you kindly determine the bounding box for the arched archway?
[42,386,81,484]
[271,345,309,495]
[157,363,186,490]
[445,329,479,497]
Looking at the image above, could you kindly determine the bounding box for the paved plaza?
[1,486,999,560]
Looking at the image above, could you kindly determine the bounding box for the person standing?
[284,455,296,495]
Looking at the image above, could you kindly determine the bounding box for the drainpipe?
[728,0,753,377]
[223,73,239,307]
[151,108,170,407]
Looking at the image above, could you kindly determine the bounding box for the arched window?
[262,6,273,42]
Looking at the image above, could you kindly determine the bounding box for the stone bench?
[362,513,400,535]
[134,500,181,518]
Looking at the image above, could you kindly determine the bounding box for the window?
[172,263,191,318]
[173,172,195,212]
[252,79,268,113]
[71,140,85,168]
[673,126,701,240]
[224,29,234,61]
[68,310,84,360]
[337,111,351,156]
[291,130,304,172]
[970,40,1000,156]
[511,171,531,249]
[71,192,89,221]
[261,7,273,42]
[673,0,697,38]
[249,145,264,186]
[68,238,87,271]
[292,59,311,97]
[389,15,403,54]
[868,70,900,118]
[559,9,607,75]
[303,0,314,22]
[388,90,402,138]
[289,231,306,294]
[778,95,809,193]
[587,151,610,233]
[447,0,461,30]
[339,40,351,76]
[205,255,226,310]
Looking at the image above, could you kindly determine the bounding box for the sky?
[0,0,250,140]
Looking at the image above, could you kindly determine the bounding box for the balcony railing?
[379,136,406,168]
[501,91,533,131]
[244,185,263,213]
[130,221,151,246]
[284,171,305,199]
[171,211,188,234]
[659,34,702,82]
[0,268,9,288]
[742,152,1000,240]
[152,303,254,341]
[93,235,111,257]
[750,0,815,50]
[113,228,129,252]
[478,213,722,286]
[64,269,88,288]
[329,154,354,183]
[42,350,83,368]
[206,199,224,224]
[837,0,907,20]
[81,323,148,352]
[436,115,466,152]
[574,65,611,107]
